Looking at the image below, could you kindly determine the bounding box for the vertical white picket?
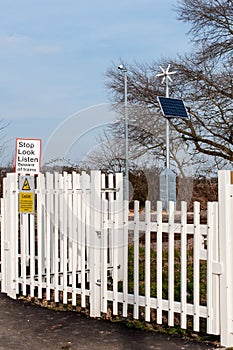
[105,173,113,273]
[67,173,73,287]
[211,201,220,335]
[112,199,119,315]
[207,202,213,335]
[89,170,102,317]
[1,175,17,296]
[36,173,45,299]
[193,201,200,332]
[45,172,52,300]
[58,173,64,298]
[71,172,78,306]
[145,200,151,322]
[2,177,9,295]
[76,173,82,286]
[207,201,220,335]
[29,213,35,297]
[62,172,68,304]
[168,201,175,326]
[156,201,163,324]
[1,176,10,295]
[101,197,108,313]
[122,199,129,318]
[81,172,88,308]
[133,200,139,319]
[53,172,59,303]
[5,175,12,296]
[85,174,91,284]
[50,174,55,291]
[115,172,124,282]
[20,214,27,295]
[100,174,108,313]
[180,201,187,329]
[8,173,18,299]
[0,196,6,293]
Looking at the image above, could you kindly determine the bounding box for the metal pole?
[118,64,129,201]
[157,65,176,211]
[165,75,170,169]
[124,70,129,201]
[157,64,176,170]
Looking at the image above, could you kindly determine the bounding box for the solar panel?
[157,96,189,118]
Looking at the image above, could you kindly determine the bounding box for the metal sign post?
[156,65,176,211]
[157,66,189,211]
[156,65,176,169]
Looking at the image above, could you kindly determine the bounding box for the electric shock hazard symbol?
[22,178,31,190]
[19,175,34,193]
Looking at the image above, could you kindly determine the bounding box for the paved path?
[0,293,220,350]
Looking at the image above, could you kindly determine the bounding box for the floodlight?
[118,64,127,72]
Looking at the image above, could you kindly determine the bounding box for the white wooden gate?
[1,170,233,347]
[0,170,124,317]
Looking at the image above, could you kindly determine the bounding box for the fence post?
[0,185,6,292]
[1,173,18,298]
[115,172,124,281]
[218,170,233,347]
[89,170,102,317]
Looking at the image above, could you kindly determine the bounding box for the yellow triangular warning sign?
[22,178,31,191]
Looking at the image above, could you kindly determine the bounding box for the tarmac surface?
[0,292,221,350]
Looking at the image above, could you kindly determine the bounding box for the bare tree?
[0,120,11,167]
[83,131,125,173]
[176,0,233,60]
[105,0,233,174]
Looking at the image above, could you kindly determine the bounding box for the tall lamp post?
[118,64,129,201]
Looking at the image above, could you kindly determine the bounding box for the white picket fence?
[0,170,233,347]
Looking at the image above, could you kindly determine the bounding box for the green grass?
[126,244,207,305]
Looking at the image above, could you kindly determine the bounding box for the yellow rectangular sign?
[19,192,34,213]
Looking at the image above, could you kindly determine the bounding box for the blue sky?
[0,0,191,165]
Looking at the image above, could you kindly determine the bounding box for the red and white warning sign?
[14,138,42,175]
